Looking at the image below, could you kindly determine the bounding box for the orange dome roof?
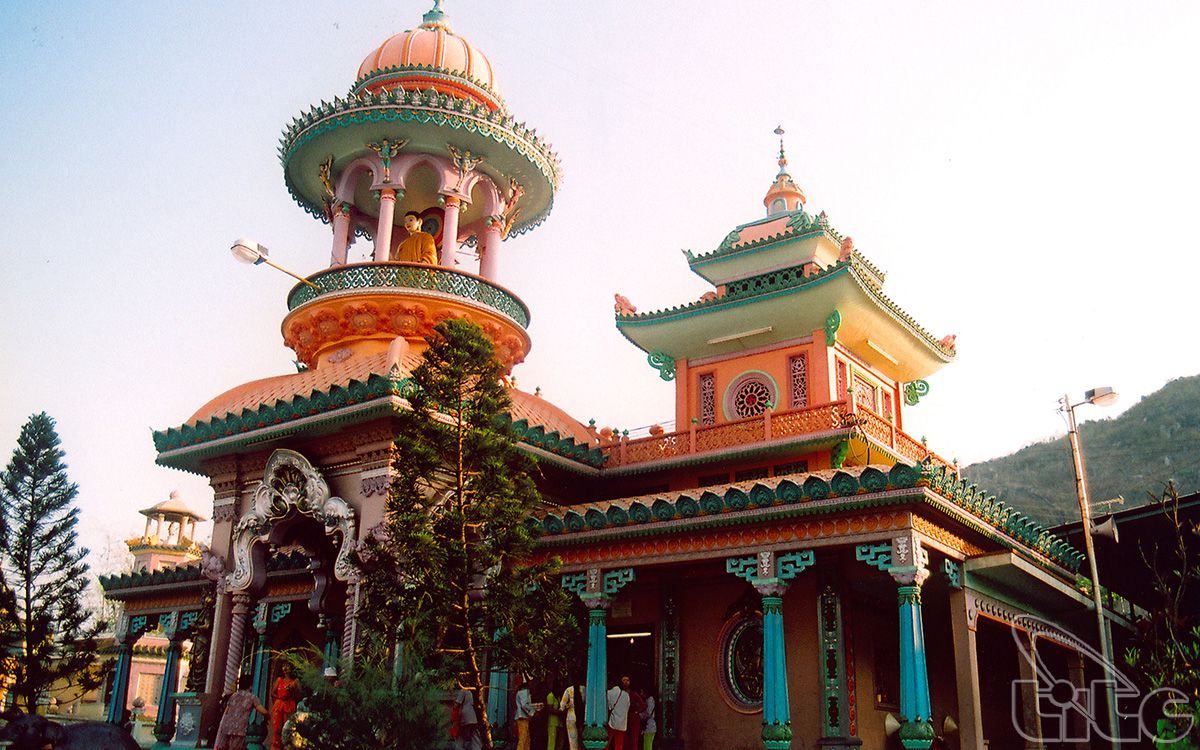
[355,2,501,110]
[186,350,594,449]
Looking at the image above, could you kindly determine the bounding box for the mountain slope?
[961,375,1200,524]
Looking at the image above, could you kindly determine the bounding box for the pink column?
[221,593,252,694]
[439,196,462,268]
[478,219,503,279]
[374,189,396,262]
[330,205,352,266]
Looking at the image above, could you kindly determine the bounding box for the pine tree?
[0,413,103,710]
[357,319,580,749]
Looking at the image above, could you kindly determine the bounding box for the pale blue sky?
[3,1,1199,564]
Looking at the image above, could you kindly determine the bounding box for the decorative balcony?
[601,400,950,471]
[287,262,530,327]
[282,262,532,370]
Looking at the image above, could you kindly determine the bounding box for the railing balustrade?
[286,261,531,328]
[602,400,950,470]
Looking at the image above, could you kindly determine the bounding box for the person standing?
[605,676,631,750]
[560,682,584,750]
[514,680,535,750]
[638,688,656,750]
[268,663,301,750]
[215,675,268,750]
[623,685,644,750]
[453,686,481,750]
[545,683,563,750]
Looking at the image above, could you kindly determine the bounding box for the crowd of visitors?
[450,676,656,750]
[214,662,658,750]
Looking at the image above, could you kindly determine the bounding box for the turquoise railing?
[287,262,530,328]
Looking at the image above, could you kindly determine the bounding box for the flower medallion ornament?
[719,615,764,711]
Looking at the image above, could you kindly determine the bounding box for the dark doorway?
[606,625,656,694]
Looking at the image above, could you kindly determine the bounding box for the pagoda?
[98,7,1134,750]
[606,129,956,482]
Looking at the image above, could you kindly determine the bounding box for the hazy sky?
[2,1,1199,567]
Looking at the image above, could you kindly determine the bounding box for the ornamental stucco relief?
[225,448,358,592]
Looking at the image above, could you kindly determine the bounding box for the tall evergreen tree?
[357,320,580,749]
[0,413,103,710]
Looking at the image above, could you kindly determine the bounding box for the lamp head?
[1084,386,1118,407]
[231,238,268,265]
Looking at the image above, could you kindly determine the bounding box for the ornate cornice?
[154,375,601,473]
[534,461,1080,575]
[279,91,559,239]
[617,257,955,361]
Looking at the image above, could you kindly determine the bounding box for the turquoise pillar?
[760,595,791,750]
[245,602,290,750]
[855,539,933,749]
[486,663,510,748]
[725,550,813,750]
[320,615,339,675]
[560,568,636,750]
[106,614,148,726]
[104,641,133,725]
[897,584,934,750]
[152,613,184,748]
[582,607,610,750]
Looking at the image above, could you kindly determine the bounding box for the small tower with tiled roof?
[127,491,205,573]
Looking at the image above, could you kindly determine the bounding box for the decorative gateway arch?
[217,449,360,747]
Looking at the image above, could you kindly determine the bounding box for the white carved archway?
[226,449,358,593]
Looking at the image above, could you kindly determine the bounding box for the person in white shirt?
[515,682,536,750]
[454,687,481,750]
[638,688,656,750]
[605,676,631,750]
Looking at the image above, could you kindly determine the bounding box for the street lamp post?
[1061,386,1120,748]
[230,238,318,288]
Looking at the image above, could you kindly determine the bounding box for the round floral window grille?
[716,614,764,713]
[723,372,778,420]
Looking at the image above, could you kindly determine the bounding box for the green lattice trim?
[153,373,601,471]
[153,374,407,453]
[287,263,531,328]
[683,211,886,284]
[536,461,1081,574]
[617,257,955,360]
[99,564,204,592]
[279,91,559,239]
[501,416,606,468]
[685,210,844,265]
[918,463,1082,571]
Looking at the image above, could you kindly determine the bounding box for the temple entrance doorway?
[607,624,656,696]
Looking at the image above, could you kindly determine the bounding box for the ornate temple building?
[100,4,1133,749]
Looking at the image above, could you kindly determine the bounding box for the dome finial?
[774,125,788,176]
[763,125,805,215]
[422,0,451,29]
